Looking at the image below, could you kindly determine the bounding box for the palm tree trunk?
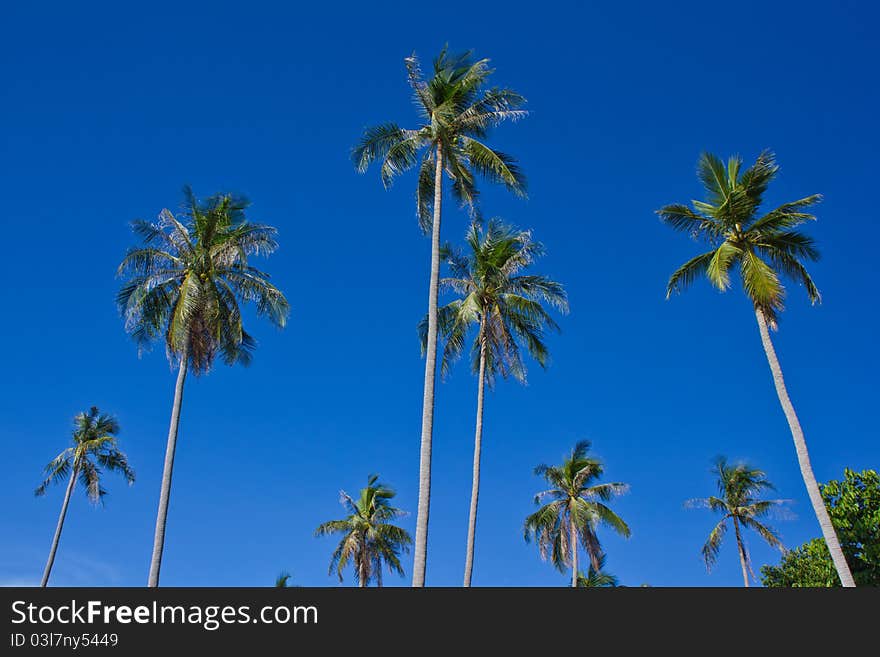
[754,308,856,587]
[412,146,444,588]
[463,330,487,587]
[40,463,78,587]
[569,513,578,588]
[147,350,189,587]
[358,558,367,588]
[732,517,750,587]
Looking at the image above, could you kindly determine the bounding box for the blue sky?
[1,1,877,587]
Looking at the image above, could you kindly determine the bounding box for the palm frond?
[416,152,436,232]
[78,459,106,505]
[354,48,527,224]
[352,123,413,177]
[315,475,410,586]
[661,151,821,326]
[461,137,526,197]
[701,518,728,571]
[759,248,821,304]
[740,249,784,323]
[666,250,716,297]
[706,241,742,291]
[754,230,820,263]
[432,220,565,387]
[119,189,289,373]
[444,147,480,215]
[740,516,786,552]
[656,204,722,242]
[37,407,132,505]
[748,194,821,233]
[527,442,628,578]
[738,149,778,208]
[588,500,631,538]
[696,152,732,209]
[35,450,74,496]
[690,456,788,574]
[454,88,528,135]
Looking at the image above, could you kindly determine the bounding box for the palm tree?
[576,554,618,588]
[36,407,134,587]
[275,571,292,587]
[659,150,856,586]
[420,220,568,586]
[117,188,290,587]
[524,441,630,587]
[687,457,788,586]
[315,475,413,587]
[353,48,527,586]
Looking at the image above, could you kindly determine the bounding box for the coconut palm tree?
[576,554,618,588]
[419,220,567,586]
[353,48,527,586]
[117,188,290,587]
[35,407,134,587]
[524,441,630,587]
[658,150,856,586]
[315,475,413,587]
[687,457,788,586]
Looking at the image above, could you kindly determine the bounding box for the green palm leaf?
[36,407,133,504]
[354,49,528,225]
[314,475,412,586]
[426,220,567,386]
[660,150,822,329]
[687,457,788,580]
[118,189,290,374]
[525,442,629,583]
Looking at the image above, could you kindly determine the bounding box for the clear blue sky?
[1,1,877,587]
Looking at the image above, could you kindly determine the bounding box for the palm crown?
[659,150,821,328]
[353,47,528,228]
[117,187,290,374]
[687,457,787,575]
[524,441,630,574]
[421,220,568,384]
[576,554,619,588]
[315,475,413,586]
[36,407,134,503]
[274,572,293,588]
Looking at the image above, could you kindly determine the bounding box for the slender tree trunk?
[40,463,78,587]
[463,330,487,587]
[732,517,750,587]
[754,308,856,587]
[412,146,444,588]
[570,512,578,588]
[358,555,367,588]
[147,350,189,587]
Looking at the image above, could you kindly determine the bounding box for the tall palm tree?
[576,554,618,588]
[658,150,856,586]
[35,407,134,587]
[524,441,630,587]
[117,188,290,587]
[353,48,527,586]
[315,475,413,587]
[686,457,787,586]
[420,220,568,586]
